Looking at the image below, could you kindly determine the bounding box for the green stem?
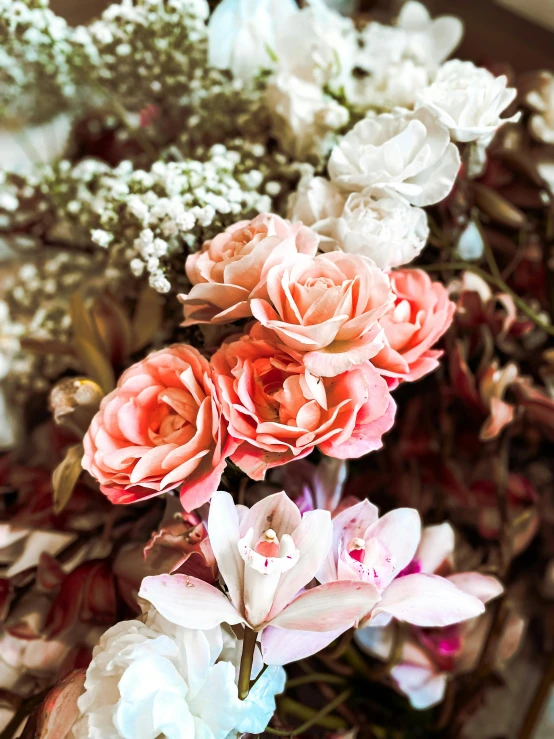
[267,690,352,735]
[286,673,347,689]
[238,626,257,700]
[419,262,554,336]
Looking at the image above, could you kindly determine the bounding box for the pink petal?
[364,509,421,588]
[207,492,244,611]
[270,581,380,631]
[371,573,485,627]
[138,574,244,629]
[415,523,455,574]
[447,573,503,604]
[261,625,347,666]
[390,664,447,710]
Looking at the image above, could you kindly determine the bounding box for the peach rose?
[179,213,318,325]
[82,345,238,511]
[212,325,396,480]
[372,269,455,382]
[251,252,393,377]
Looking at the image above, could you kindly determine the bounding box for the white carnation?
[416,60,520,143]
[328,107,461,207]
[266,74,349,159]
[317,189,429,269]
[72,610,285,739]
[287,167,346,229]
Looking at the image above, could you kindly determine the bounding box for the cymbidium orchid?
[317,500,487,629]
[355,523,511,710]
[263,501,488,665]
[139,491,379,696]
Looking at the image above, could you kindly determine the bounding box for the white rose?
[317,189,429,269]
[328,107,461,206]
[266,74,349,159]
[207,0,298,79]
[416,60,520,143]
[522,71,554,145]
[72,610,286,739]
[287,167,346,229]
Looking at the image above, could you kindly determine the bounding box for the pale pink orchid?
[355,523,515,710]
[318,501,487,629]
[262,504,487,666]
[139,492,379,666]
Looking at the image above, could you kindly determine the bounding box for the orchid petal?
[239,491,302,540]
[261,625,347,666]
[208,491,244,611]
[271,581,380,632]
[364,508,421,588]
[415,523,455,574]
[447,573,503,604]
[370,573,485,627]
[139,575,244,630]
[269,509,332,619]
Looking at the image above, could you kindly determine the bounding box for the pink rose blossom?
[179,213,318,325]
[211,326,396,480]
[251,252,393,377]
[373,269,456,382]
[82,345,239,512]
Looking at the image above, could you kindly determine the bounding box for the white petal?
[208,491,244,611]
[239,491,302,541]
[270,509,333,618]
[139,575,244,630]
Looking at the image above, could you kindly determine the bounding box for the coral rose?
[82,345,238,511]
[251,251,393,377]
[372,269,455,382]
[179,213,318,325]
[212,325,396,480]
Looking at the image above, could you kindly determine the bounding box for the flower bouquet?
[1,1,554,737]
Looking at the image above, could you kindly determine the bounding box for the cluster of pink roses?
[83,213,455,510]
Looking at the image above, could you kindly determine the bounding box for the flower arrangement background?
[0,1,554,737]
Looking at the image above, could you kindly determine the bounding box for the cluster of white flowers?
[73,0,211,114]
[1,144,295,295]
[209,0,519,173]
[71,607,285,739]
[1,250,106,401]
[0,0,88,124]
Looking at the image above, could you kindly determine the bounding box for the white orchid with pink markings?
[139,491,380,693]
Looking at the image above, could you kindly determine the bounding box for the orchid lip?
[239,527,300,575]
[348,537,366,563]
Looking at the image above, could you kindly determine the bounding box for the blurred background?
[51,0,554,72]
